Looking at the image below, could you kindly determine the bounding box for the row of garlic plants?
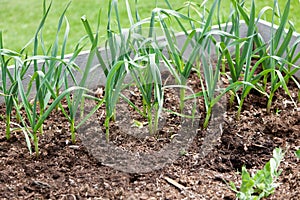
[0,0,299,157]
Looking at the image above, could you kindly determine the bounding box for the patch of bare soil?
[0,72,299,199]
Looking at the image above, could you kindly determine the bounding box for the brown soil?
[0,72,299,200]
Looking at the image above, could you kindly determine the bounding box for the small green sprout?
[295,149,300,159]
[132,119,145,129]
[229,147,284,200]
[179,149,187,156]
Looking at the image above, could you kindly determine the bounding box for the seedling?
[128,53,163,135]
[295,149,300,159]
[229,148,284,200]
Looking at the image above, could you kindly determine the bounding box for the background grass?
[0,0,299,54]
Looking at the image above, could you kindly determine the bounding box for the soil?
[0,71,299,200]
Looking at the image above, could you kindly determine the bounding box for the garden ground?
[0,72,299,199]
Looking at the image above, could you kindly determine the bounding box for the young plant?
[295,149,300,159]
[148,5,200,112]
[0,43,21,139]
[2,0,91,155]
[229,148,284,200]
[265,0,297,113]
[128,53,163,135]
[43,1,72,99]
[63,24,105,143]
[24,0,76,135]
[173,0,255,128]
[195,51,222,128]
[188,48,262,128]
[216,0,299,118]
[29,0,53,135]
[217,0,267,119]
[58,42,90,144]
[150,0,242,128]
[0,33,13,139]
[15,54,87,156]
[82,0,157,139]
[104,61,127,141]
[81,0,133,134]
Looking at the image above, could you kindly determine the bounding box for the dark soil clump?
[0,72,299,199]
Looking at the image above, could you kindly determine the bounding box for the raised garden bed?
[0,0,299,199]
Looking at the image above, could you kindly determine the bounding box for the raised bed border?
[1,19,299,103]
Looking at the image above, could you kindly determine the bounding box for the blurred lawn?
[0,0,299,54]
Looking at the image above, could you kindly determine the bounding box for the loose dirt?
[0,72,299,199]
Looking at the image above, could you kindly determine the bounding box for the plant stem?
[229,90,235,108]
[153,105,159,135]
[180,87,185,112]
[142,98,147,116]
[15,110,21,123]
[70,119,76,144]
[105,117,110,142]
[236,97,245,120]
[5,114,11,140]
[39,110,44,135]
[263,74,268,91]
[33,133,39,157]
[55,87,60,112]
[203,106,212,129]
[147,105,153,134]
[14,99,21,123]
[80,96,85,119]
[179,77,187,112]
[221,56,226,74]
[267,92,274,113]
[111,109,116,122]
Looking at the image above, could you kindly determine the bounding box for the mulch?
[0,72,299,199]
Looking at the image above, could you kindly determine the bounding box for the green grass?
[0,0,299,54]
